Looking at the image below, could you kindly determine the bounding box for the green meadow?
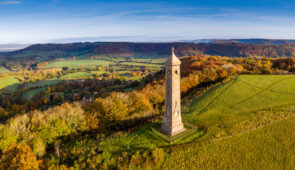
[163,114,295,169]
[45,59,114,68]
[22,87,47,100]
[0,67,10,73]
[97,75,295,168]
[0,76,19,93]
[120,62,164,68]
[24,79,62,89]
[182,75,295,140]
[60,71,93,79]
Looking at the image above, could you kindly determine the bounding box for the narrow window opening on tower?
[175,70,178,75]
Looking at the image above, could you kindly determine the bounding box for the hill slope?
[3,42,295,59]
[182,75,295,139]
[96,75,295,169]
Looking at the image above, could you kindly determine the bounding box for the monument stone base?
[160,122,185,136]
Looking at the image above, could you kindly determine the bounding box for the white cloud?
[0,1,21,5]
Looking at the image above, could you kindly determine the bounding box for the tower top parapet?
[166,47,181,66]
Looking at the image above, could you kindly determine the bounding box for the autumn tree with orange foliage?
[0,143,39,170]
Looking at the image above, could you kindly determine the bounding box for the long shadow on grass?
[183,76,238,119]
[235,75,295,106]
[238,77,295,96]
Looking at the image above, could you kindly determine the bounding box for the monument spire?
[161,48,185,136]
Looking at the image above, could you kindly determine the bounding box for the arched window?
[175,70,178,75]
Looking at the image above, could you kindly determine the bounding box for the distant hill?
[2,41,295,58]
[0,44,30,52]
[212,39,295,44]
[188,38,295,45]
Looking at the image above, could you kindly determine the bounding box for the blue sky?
[1,0,295,43]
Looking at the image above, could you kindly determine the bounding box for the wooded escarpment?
[4,42,295,58]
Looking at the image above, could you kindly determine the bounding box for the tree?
[0,143,39,170]
[0,125,17,150]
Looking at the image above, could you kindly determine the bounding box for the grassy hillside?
[163,114,295,169]
[95,75,295,169]
[182,75,295,140]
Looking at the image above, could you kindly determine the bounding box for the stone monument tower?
[160,48,185,136]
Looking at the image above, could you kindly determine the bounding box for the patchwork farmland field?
[45,59,115,68]
[120,62,164,68]
[60,72,94,79]
[0,76,19,93]
[24,79,62,89]
[0,67,10,73]
[22,87,47,100]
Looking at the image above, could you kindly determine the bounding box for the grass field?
[148,58,167,64]
[90,71,105,76]
[0,76,19,93]
[135,58,167,64]
[182,75,295,140]
[0,66,10,73]
[97,75,295,168]
[120,62,164,68]
[24,79,62,89]
[45,59,114,68]
[22,87,47,100]
[163,114,295,169]
[60,72,93,79]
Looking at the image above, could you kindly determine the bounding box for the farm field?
[60,71,94,79]
[24,79,62,89]
[90,71,105,76]
[45,59,114,68]
[120,62,164,68]
[135,58,167,64]
[0,76,19,93]
[122,75,142,81]
[148,58,166,64]
[0,66,10,73]
[22,87,47,100]
[96,75,295,168]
